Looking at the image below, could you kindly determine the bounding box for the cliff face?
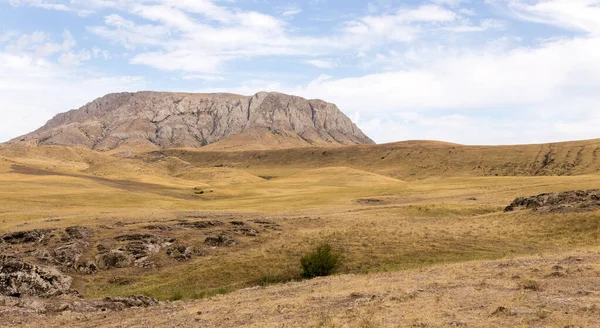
[11,91,374,150]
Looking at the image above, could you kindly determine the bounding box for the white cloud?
[282,8,302,18]
[0,29,144,142]
[306,59,337,69]
[0,51,144,142]
[503,0,600,34]
[290,36,600,112]
[199,33,600,144]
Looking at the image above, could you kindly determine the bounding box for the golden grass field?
[1,139,600,327]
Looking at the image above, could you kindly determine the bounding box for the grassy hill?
[150,138,600,180]
[1,139,600,327]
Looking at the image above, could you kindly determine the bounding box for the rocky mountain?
[11,91,374,151]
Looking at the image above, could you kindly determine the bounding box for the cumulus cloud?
[4,0,600,145]
[0,29,144,142]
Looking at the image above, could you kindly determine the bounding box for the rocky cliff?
[11,91,374,150]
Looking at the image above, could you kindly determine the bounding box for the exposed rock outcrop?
[95,250,132,270]
[0,256,74,297]
[504,189,600,213]
[11,91,374,150]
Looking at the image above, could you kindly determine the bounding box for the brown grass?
[1,141,600,327]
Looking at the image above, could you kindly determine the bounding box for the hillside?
[147,138,600,180]
[9,91,373,151]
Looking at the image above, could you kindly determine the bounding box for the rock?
[63,226,93,241]
[114,234,162,267]
[100,295,159,310]
[53,241,88,268]
[0,255,74,297]
[166,245,195,261]
[76,261,98,275]
[1,229,55,244]
[178,221,224,229]
[114,234,160,242]
[231,223,259,237]
[119,241,160,264]
[504,189,600,213]
[95,250,132,270]
[144,225,176,231]
[10,92,374,150]
[204,234,237,247]
[32,248,55,264]
[491,306,510,316]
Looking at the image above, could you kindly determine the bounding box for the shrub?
[300,243,340,279]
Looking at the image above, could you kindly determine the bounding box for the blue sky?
[1,0,600,145]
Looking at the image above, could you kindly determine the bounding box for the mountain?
[9,91,374,151]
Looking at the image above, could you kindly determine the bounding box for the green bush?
[300,243,340,279]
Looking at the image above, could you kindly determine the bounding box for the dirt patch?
[504,189,600,213]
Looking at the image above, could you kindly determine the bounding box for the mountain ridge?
[10,91,374,151]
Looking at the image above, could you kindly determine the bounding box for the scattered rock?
[120,241,160,264]
[115,234,160,242]
[178,221,224,229]
[101,295,158,309]
[449,320,467,326]
[95,250,132,270]
[0,255,74,297]
[144,225,176,231]
[63,226,93,241]
[76,261,98,275]
[204,234,236,247]
[166,245,196,261]
[1,229,55,245]
[232,223,259,237]
[53,241,88,268]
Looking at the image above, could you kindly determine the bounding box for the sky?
[1,0,600,145]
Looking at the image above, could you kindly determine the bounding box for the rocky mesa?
[10,91,374,151]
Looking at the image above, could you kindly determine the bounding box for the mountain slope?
[10,91,374,151]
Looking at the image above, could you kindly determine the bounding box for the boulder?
[0,255,73,297]
[95,250,132,270]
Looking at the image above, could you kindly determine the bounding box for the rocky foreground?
[2,249,599,328]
